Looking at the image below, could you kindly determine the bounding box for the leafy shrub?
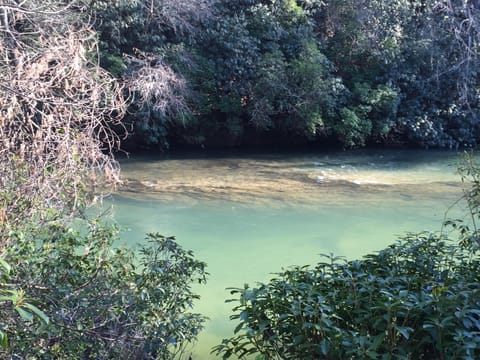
[214,232,480,359]
[334,107,372,147]
[1,219,207,359]
[0,258,49,352]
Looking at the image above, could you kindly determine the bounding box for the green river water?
[107,149,468,359]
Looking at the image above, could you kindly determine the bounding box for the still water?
[108,149,467,358]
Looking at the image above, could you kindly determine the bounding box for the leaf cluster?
[215,233,480,359]
[1,220,208,359]
[100,0,480,149]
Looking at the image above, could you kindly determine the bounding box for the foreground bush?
[215,232,480,359]
[1,219,207,359]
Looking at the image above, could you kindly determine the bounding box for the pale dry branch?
[0,0,127,232]
[432,0,480,105]
[125,52,189,118]
[143,0,214,34]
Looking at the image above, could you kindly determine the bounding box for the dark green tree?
[78,0,480,149]
[82,0,214,148]
[312,0,480,148]
[181,0,343,147]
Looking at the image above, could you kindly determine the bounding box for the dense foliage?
[1,220,207,359]
[82,0,480,149]
[2,1,480,150]
[83,0,213,149]
[0,1,208,358]
[214,233,480,359]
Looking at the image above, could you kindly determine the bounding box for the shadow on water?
[107,149,467,358]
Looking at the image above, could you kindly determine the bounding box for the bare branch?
[0,0,127,232]
[124,52,189,118]
[143,0,215,34]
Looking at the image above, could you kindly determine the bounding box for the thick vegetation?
[0,1,208,358]
[215,233,480,359]
[3,1,478,151]
[85,0,480,149]
[2,225,207,359]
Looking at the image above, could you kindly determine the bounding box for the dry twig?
[0,0,127,232]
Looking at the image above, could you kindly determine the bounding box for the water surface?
[109,149,467,358]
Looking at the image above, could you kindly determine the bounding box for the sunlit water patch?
[107,149,468,358]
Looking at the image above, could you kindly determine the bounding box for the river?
[107,149,467,359]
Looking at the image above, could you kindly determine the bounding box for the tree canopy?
[2,1,480,152]
[78,0,480,150]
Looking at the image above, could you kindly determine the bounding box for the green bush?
[214,232,480,359]
[1,219,207,359]
[0,258,50,352]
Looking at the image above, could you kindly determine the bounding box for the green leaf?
[0,258,11,274]
[0,331,8,349]
[293,334,305,345]
[15,306,34,322]
[23,303,49,324]
[320,339,329,355]
[234,322,244,334]
[395,325,412,340]
[0,295,14,303]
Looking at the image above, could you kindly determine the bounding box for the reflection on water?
[108,149,468,358]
